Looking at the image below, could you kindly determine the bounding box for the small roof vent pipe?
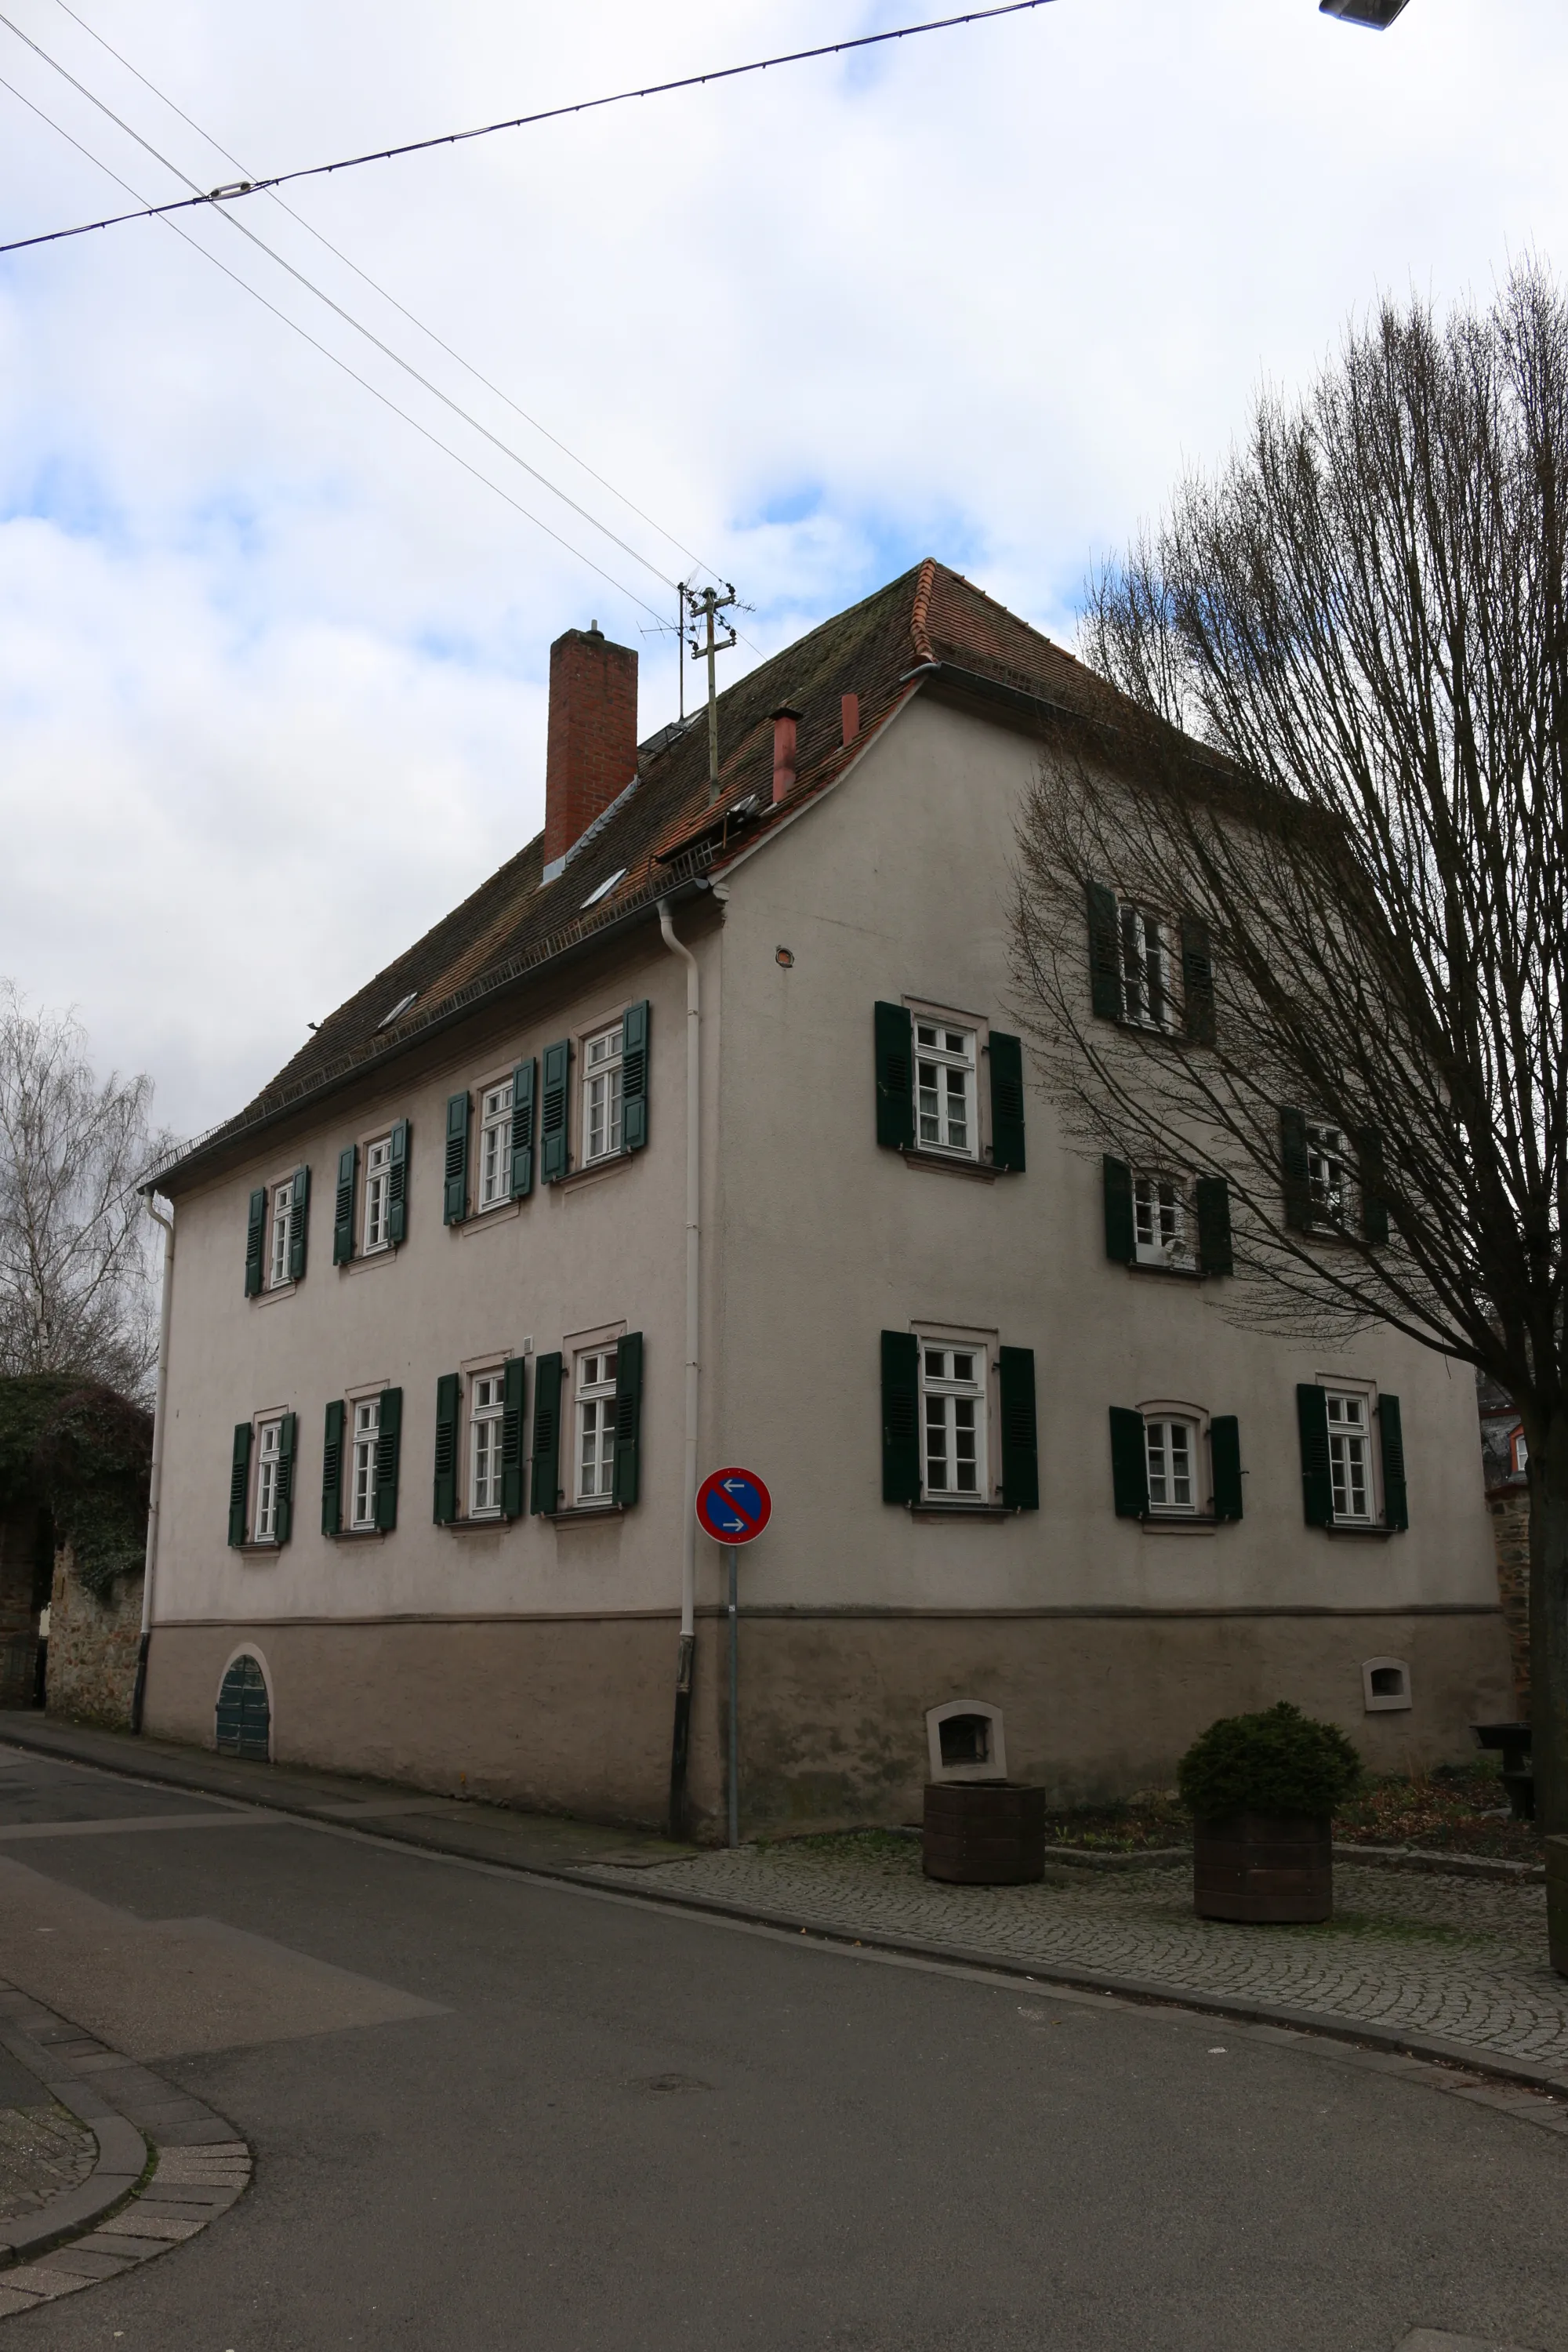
[771,704,801,804]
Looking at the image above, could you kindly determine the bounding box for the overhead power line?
[0,67,670,624]
[42,0,728,588]
[0,7,689,595]
[0,0,1057,258]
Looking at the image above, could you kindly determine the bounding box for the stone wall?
[1488,1489,1530,1709]
[45,1544,144,1730]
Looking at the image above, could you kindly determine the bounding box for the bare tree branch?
[1011,262,1568,1829]
[0,982,170,1402]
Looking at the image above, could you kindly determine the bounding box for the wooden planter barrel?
[923,1782,1045,1886]
[1192,1813,1333,1924]
[1548,1837,1568,1979]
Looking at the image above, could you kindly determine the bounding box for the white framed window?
[1145,1415,1200,1514]
[920,1344,986,1501]
[1134,1174,1194,1269]
[575,1347,619,1501]
[1308,1123,1351,1223]
[477,1080,514,1212]
[350,1397,380,1530]
[1325,1390,1373,1523]
[469,1373,506,1515]
[913,1022,977,1157]
[582,1027,623,1164]
[254,1417,283,1541]
[1512,1427,1529,1476]
[363,1134,393,1253]
[268,1181,293,1290]
[1120,905,1178,1031]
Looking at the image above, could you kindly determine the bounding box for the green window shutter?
[1181,916,1216,1045]
[387,1120,409,1246]
[530,1351,563,1514]
[510,1060,536,1199]
[1210,1414,1243,1521]
[988,1032,1027,1173]
[880,1331,920,1504]
[1109,1407,1149,1519]
[622,1002,651,1153]
[1103,1156,1135,1262]
[874,1003,915,1151]
[501,1356,527,1519]
[374,1386,402,1531]
[244,1189,267,1297]
[612,1332,644,1506]
[1379,1392,1408,1530]
[321,1399,345,1536]
[289,1167,310,1283]
[1281,1107,1312,1232]
[443,1094,470,1225]
[227,1422,252,1546]
[1196,1176,1233,1276]
[541,1041,572,1183]
[433,1373,459,1525]
[333,1145,358,1265]
[1087,881,1123,1020]
[1296,1383,1333,1526]
[999,1345,1039,1511]
[1359,1127,1389,1247]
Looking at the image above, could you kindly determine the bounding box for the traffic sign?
[696,1465,771,1545]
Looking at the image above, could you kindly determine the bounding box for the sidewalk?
[5,1710,1567,2097]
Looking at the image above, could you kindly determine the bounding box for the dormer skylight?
[376,990,419,1029]
[581,869,626,909]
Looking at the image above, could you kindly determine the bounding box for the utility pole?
[684,583,739,804]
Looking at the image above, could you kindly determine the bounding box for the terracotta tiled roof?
[151,560,1113,1185]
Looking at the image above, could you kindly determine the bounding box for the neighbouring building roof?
[148,558,1120,1192]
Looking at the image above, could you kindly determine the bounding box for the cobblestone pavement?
[0,2103,93,2225]
[585,1836,1568,2067]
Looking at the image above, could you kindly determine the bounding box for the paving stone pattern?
[0,1983,250,2321]
[586,1838,1568,2067]
[0,2104,94,2223]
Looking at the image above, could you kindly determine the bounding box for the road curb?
[0,1985,250,2320]
[3,1712,1563,2111]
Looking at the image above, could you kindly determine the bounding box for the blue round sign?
[696,1465,772,1544]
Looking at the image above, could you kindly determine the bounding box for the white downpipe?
[657,902,700,1646]
[133,1198,175,1730]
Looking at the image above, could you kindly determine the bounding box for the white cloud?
[1,0,1565,1132]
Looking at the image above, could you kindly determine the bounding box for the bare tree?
[1010,262,1568,1829]
[0,983,168,1402]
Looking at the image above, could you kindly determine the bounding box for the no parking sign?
[695,1465,771,1546]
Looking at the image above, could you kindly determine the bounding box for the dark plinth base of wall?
[140,1605,1515,1846]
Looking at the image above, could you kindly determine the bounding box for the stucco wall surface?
[706,697,1498,1628]
[151,927,713,1643]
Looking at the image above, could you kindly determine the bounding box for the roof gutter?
[145,861,715,1197]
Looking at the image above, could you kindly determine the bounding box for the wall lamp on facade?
[1319,0,1410,25]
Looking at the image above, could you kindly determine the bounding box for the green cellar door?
[215,1655,270,1761]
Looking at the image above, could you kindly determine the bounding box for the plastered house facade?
[142,563,1512,1836]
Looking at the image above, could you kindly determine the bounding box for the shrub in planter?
[1178,1702,1363,1924]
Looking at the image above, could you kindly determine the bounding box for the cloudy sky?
[2,0,1564,1141]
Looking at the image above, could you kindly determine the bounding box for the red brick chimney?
[543,623,638,872]
[771,705,800,804]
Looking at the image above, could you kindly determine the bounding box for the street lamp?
[1319,0,1411,24]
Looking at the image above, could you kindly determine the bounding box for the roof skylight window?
[376,990,419,1029]
[581,869,626,909]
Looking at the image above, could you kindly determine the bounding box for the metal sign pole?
[728,1550,739,1849]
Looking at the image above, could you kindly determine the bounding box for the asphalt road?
[0,1744,1563,2352]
